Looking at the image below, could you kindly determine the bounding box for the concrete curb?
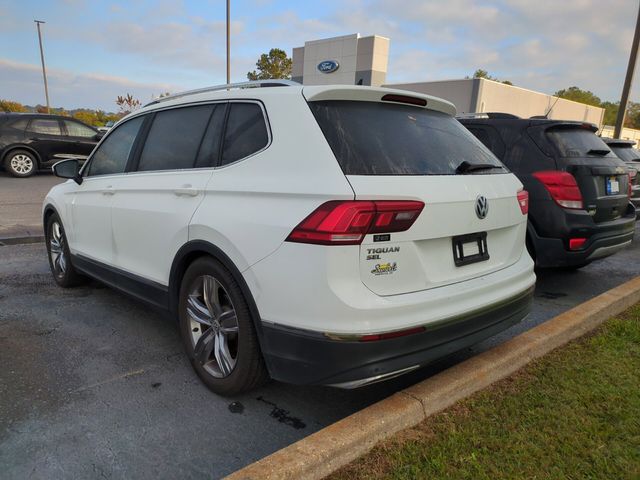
[0,235,45,246]
[225,275,640,480]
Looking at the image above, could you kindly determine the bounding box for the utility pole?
[226,0,230,84]
[34,20,50,113]
[614,3,640,138]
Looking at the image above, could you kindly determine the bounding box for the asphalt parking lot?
[0,173,63,239]
[0,225,638,479]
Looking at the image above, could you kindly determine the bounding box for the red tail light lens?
[628,172,634,198]
[286,200,425,245]
[517,189,529,215]
[569,237,587,250]
[532,171,583,209]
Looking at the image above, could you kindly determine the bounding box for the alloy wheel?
[187,275,239,378]
[49,221,67,278]
[10,154,34,175]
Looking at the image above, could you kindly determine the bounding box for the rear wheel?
[45,213,86,287]
[178,257,269,395]
[4,149,37,177]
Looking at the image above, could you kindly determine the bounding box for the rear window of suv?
[308,100,506,175]
[610,145,640,162]
[545,127,615,158]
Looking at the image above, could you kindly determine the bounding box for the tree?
[472,69,513,86]
[0,100,27,112]
[115,93,141,115]
[553,86,601,107]
[247,48,292,81]
[601,101,619,126]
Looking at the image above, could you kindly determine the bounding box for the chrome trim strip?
[587,240,633,261]
[327,365,421,389]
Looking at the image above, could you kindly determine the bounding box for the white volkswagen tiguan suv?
[44,81,536,395]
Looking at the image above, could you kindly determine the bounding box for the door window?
[64,120,96,138]
[195,104,226,168]
[220,103,269,166]
[87,116,144,177]
[27,118,62,136]
[137,105,214,172]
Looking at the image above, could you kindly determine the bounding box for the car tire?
[4,149,37,177]
[178,256,269,396]
[45,213,86,287]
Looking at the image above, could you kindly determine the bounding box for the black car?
[459,113,635,269]
[602,138,640,218]
[0,113,103,177]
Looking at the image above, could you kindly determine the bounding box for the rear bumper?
[530,206,636,268]
[260,285,534,386]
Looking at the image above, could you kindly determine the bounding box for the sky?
[0,0,637,112]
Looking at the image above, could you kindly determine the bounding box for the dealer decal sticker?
[371,262,397,275]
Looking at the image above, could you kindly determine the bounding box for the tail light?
[517,189,529,215]
[286,200,424,246]
[628,171,635,197]
[569,238,587,250]
[532,171,583,209]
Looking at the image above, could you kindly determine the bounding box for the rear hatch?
[532,124,631,222]
[306,91,527,296]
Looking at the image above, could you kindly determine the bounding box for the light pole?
[614,3,640,138]
[34,20,50,113]
[226,0,230,84]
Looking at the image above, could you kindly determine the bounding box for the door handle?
[174,185,199,197]
[102,186,115,195]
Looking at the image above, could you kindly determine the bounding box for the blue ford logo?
[317,60,339,74]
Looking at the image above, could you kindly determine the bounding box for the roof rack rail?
[144,80,301,107]
[456,112,520,120]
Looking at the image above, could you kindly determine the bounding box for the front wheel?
[4,150,37,177]
[45,213,86,287]
[178,257,269,396]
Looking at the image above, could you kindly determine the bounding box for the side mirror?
[52,159,82,185]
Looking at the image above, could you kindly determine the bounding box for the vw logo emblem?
[475,196,489,219]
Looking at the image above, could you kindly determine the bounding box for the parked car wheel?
[178,257,269,396]
[5,149,37,177]
[45,213,86,287]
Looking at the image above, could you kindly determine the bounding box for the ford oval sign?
[317,60,339,74]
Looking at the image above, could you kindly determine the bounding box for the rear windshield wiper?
[587,149,611,156]
[455,161,500,174]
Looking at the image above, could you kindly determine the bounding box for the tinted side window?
[221,103,269,166]
[87,116,144,177]
[64,120,96,138]
[137,105,213,172]
[195,104,226,168]
[28,119,61,135]
[466,125,506,160]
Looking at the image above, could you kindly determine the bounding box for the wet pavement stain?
[537,291,568,299]
[257,396,306,429]
[228,401,244,414]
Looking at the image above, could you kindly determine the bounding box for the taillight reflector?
[517,189,529,215]
[360,326,426,342]
[569,238,587,250]
[532,171,583,209]
[628,173,633,197]
[286,200,425,246]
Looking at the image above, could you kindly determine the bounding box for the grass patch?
[330,305,640,480]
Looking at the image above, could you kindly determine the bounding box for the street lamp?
[34,20,50,113]
[226,0,230,84]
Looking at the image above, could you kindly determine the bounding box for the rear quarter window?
[220,103,269,166]
[308,101,506,175]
